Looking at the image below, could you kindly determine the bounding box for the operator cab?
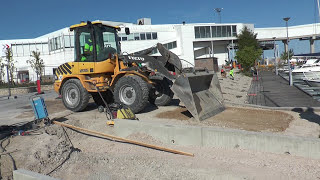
[70,21,121,63]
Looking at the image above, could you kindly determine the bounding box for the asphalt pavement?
[0,90,58,126]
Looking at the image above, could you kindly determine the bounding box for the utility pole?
[283,17,292,86]
[214,8,223,23]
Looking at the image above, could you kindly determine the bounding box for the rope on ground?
[53,121,194,157]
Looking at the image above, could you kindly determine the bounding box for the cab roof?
[70,21,120,31]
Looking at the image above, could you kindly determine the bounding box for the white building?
[0,18,319,83]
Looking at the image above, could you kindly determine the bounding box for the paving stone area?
[248,71,320,107]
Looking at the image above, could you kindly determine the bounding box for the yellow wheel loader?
[54,21,225,120]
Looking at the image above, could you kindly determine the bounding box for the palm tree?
[280,49,294,62]
[27,51,44,81]
[4,46,15,85]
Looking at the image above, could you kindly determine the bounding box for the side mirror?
[125,27,130,35]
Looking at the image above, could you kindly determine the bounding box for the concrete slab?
[13,169,59,180]
[108,119,320,159]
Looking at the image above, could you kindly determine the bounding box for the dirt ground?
[1,70,320,179]
[1,112,320,180]
[157,106,293,132]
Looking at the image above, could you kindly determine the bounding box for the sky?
[0,0,319,55]
[1,0,318,40]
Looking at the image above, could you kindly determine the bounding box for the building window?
[140,33,146,40]
[146,32,151,40]
[200,27,206,38]
[205,26,211,38]
[232,25,237,36]
[227,26,231,37]
[118,32,157,41]
[172,41,177,48]
[127,34,134,41]
[49,36,63,51]
[134,33,140,40]
[150,41,177,55]
[122,36,127,41]
[195,25,237,38]
[216,26,222,37]
[211,26,217,37]
[195,27,200,38]
[222,26,227,37]
[152,32,157,39]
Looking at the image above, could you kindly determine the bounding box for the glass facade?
[49,35,74,52]
[118,32,158,41]
[150,41,177,54]
[195,25,237,39]
[12,42,48,57]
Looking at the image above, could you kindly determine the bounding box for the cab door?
[74,27,95,74]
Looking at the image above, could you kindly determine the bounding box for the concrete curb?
[13,169,59,180]
[225,102,320,111]
[108,119,320,159]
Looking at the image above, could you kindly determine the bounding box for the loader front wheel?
[61,79,90,112]
[114,75,149,113]
[149,78,173,106]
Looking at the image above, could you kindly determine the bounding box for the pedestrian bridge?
[255,23,320,53]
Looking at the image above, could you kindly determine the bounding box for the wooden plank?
[53,121,194,157]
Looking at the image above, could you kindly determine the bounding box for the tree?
[235,26,262,72]
[0,57,4,84]
[236,46,262,71]
[4,45,16,85]
[27,51,44,81]
[280,49,294,61]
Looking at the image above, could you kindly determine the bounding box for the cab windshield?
[95,25,120,62]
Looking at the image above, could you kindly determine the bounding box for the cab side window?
[79,32,94,62]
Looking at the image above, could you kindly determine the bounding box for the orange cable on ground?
[53,121,194,157]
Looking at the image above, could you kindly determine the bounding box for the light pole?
[283,17,292,86]
[273,37,278,75]
[214,8,223,23]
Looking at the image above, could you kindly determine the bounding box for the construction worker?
[81,38,93,61]
[81,38,100,61]
[230,67,234,80]
[221,67,226,78]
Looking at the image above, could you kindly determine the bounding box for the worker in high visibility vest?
[81,38,100,61]
[230,67,234,80]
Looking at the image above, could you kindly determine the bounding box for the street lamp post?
[273,37,278,75]
[214,8,223,23]
[283,17,292,86]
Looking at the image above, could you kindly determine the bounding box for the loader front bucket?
[171,71,225,121]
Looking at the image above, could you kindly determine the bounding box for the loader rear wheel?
[149,78,173,106]
[114,75,149,113]
[61,79,89,112]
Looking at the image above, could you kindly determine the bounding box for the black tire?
[61,79,90,112]
[91,90,114,106]
[113,75,149,113]
[149,78,173,106]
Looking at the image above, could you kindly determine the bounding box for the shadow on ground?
[292,108,320,125]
